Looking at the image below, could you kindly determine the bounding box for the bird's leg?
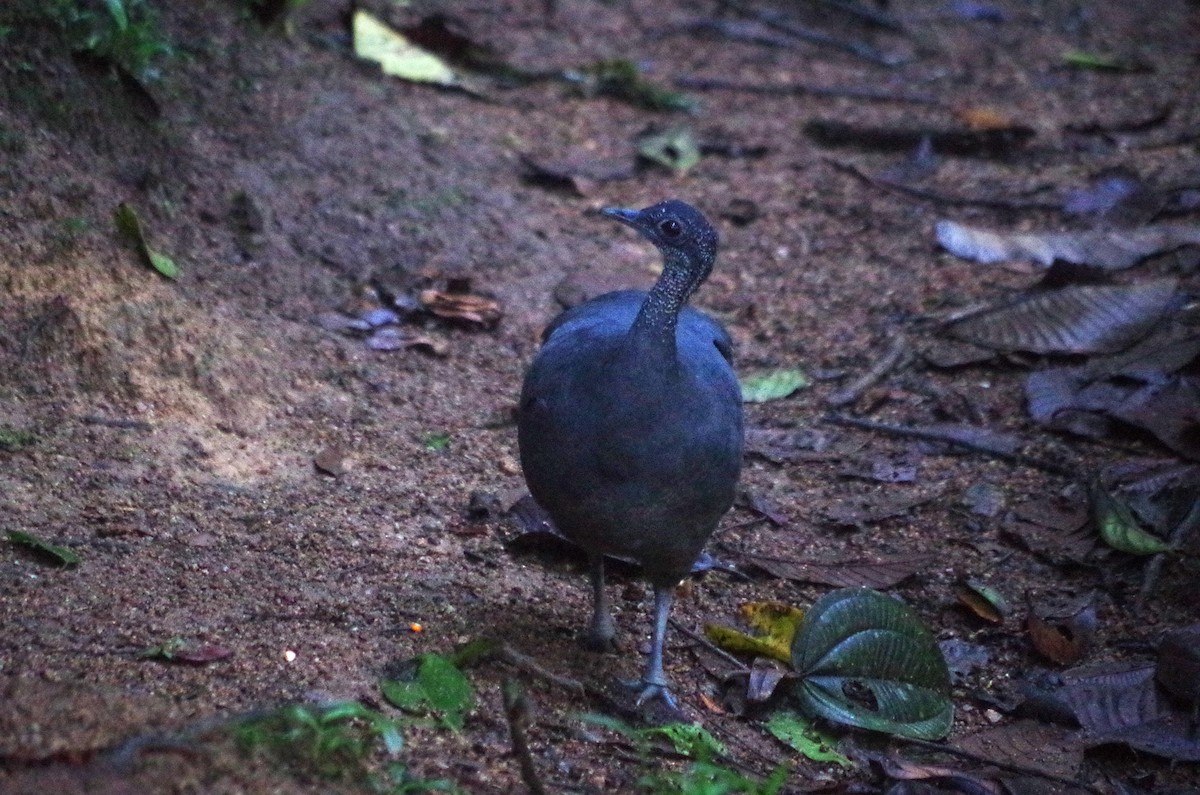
[635,583,678,708]
[583,555,617,651]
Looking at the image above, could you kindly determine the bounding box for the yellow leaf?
[704,601,805,663]
[352,10,457,86]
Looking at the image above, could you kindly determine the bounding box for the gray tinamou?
[517,199,743,706]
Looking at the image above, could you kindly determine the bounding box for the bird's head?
[601,199,719,284]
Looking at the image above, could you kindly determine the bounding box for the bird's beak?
[600,207,640,225]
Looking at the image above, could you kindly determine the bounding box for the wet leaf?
[140,637,231,664]
[745,553,933,590]
[636,126,700,172]
[765,710,853,767]
[353,10,459,87]
[380,653,474,731]
[1090,479,1172,555]
[954,579,1009,624]
[7,530,80,566]
[947,280,1178,355]
[740,368,810,403]
[790,588,953,740]
[704,601,804,663]
[822,486,948,527]
[114,202,179,279]
[1026,593,1097,666]
[937,220,1200,270]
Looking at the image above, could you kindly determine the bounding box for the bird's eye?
[659,219,682,238]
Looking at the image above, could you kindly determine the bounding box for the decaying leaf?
[636,126,701,172]
[114,202,179,279]
[313,445,348,477]
[745,553,933,589]
[743,426,831,463]
[419,289,502,328]
[955,720,1084,782]
[955,579,1009,624]
[822,486,947,527]
[353,10,460,88]
[704,601,804,663]
[1025,592,1097,666]
[946,279,1178,355]
[937,220,1200,270]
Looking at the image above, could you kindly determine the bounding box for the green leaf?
[642,723,727,758]
[636,126,700,173]
[7,530,81,566]
[422,432,451,452]
[765,710,853,767]
[1090,480,1172,555]
[380,653,474,731]
[0,425,36,451]
[114,202,179,278]
[102,0,129,31]
[577,59,698,112]
[790,588,953,740]
[1061,49,1145,72]
[741,369,810,403]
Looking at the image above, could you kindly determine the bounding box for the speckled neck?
[629,247,711,361]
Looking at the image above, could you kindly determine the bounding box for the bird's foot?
[620,677,678,710]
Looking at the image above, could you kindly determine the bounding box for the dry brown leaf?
[937,220,1200,270]
[420,289,503,328]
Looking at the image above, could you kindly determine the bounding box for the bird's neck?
[628,250,706,363]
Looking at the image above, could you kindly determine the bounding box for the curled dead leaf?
[420,289,503,328]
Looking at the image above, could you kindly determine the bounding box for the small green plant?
[585,715,788,795]
[0,425,36,451]
[42,0,174,83]
[235,702,402,781]
[380,653,475,730]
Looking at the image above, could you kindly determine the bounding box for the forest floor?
[2,0,1199,792]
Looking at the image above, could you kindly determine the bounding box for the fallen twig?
[502,679,547,795]
[669,618,749,672]
[825,158,1061,211]
[826,334,912,408]
[676,76,937,106]
[826,413,1075,477]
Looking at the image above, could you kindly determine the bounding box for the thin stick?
[826,335,911,408]
[502,679,548,795]
[676,76,938,106]
[826,158,1061,211]
[669,618,749,671]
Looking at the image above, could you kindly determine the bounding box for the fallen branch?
[826,334,912,408]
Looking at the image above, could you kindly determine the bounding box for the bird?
[517,199,743,707]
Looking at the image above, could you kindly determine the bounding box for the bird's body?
[517,200,743,706]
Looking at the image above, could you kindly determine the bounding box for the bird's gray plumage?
[517,199,743,707]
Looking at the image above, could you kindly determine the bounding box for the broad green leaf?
[642,723,727,758]
[741,369,810,403]
[353,10,457,87]
[7,530,80,566]
[1090,480,1172,555]
[114,202,179,278]
[103,0,129,31]
[765,710,853,767]
[380,653,474,731]
[790,588,953,740]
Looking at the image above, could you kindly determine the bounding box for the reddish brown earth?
[1,1,1199,792]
